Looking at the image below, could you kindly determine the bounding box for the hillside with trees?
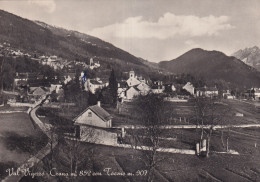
[0,10,166,81]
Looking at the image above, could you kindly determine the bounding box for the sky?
[0,0,260,62]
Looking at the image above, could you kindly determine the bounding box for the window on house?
[88,112,92,117]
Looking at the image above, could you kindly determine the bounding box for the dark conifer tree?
[109,69,118,107]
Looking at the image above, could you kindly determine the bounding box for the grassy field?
[0,113,48,180]
[22,98,260,182]
[224,99,260,124]
[109,99,260,127]
[28,126,259,182]
[0,104,29,112]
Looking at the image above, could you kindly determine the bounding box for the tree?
[0,55,6,92]
[127,94,169,182]
[108,69,118,107]
[193,96,230,156]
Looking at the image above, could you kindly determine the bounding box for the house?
[126,86,140,100]
[88,58,101,69]
[223,90,235,99]
[50,84,62,93]
[137,82,150,95]
[74,102,112,128]
[151,81,165,94]
[171,84,176,92]
[14,73,28,87]
[63,72,76,84]
[251,88,260,100]
[117,81,128,99]
[30,87,48,96]
[28,87,48,100]
[183,82,195,95]
[255,88,260,100]
[73,102,118,145]
[151,85,164,94]
[84,79,105,94]
[196,86,218,97]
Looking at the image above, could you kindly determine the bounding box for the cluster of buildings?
[0,42,30,57]
[244,88,260,100]
[116,71,220,101]
[89,57,101,70]
[0,42,100,72]
[32,55,100,71]
[32,55,88,71]
[11,71,76,103]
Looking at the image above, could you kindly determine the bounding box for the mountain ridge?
[159,48,260,88]
[232,46,260,71]
[0,9,146,66]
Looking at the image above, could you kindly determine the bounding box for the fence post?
[196,143,200,155]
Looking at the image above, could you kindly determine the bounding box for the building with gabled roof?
[84,79,105,94]
[137,82,150,95]
[73,102,112,128]
[73,102,118,145]
[126,86,140,100]
[183,82,195,95]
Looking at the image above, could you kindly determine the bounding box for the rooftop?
[74,104,112,122]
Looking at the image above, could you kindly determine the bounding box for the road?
[113,124,260,130]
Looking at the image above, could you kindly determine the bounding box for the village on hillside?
[1,0,260,180]
[1,41,260,182]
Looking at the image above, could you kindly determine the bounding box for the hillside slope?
[232,46,260,71]
[0,10,143,65]
[159,48,260,87]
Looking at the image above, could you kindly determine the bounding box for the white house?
[73,102,112,128]
[171,84,176,92]
[196,86,219,97]
[151,81,165,94]
[50,84,62,93]
[126,86,140,100]
[151,85,164,94]
[223,90,235,99]
[117,82,128,99]
[183,82,195,95]
[74,102,118,145]
[253,88,260,100]
[137,82,150,95]
[63,73,76,84]
[84,79,105,94]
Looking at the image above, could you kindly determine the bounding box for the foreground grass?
[27,125,260,182]
[0,113,48,180]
